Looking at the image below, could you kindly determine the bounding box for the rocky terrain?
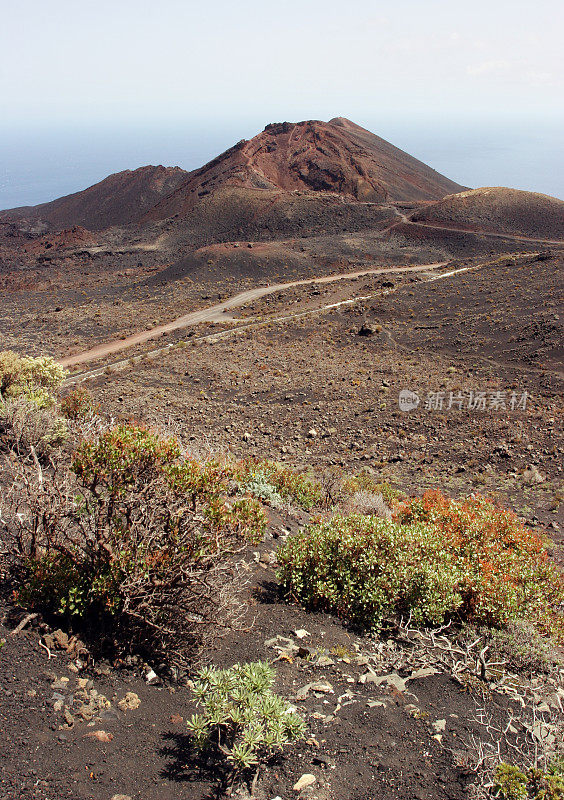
[0,118,563,800]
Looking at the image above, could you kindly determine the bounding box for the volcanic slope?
[411,187,564,239]
[144,117,466,222]
[2,165,188,231]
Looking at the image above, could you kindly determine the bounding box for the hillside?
[1,119,465,234]
[3,165,188,231]
[411,187,564,239]
[144,117,466,221]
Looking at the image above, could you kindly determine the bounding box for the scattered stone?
[309,681,334,694]
[295,684,312,701]
[360,672,407,692]
[293,773,316,792]
[409,667,440,680]
[44,629,69,650]
[366,700,386,708]
[145,668,160,685]
[84,730,114,742]
[265,635,295,649]
[118,692,141,712]
[522,465,545,485]
[63,709,75,727]
[358,323,376,336]
[308,428,318,439]
[76,692,111,721]
[99,708,121,722]
[294,629,310,639]
[432,719,446,733]
[111,795,132,800]
[316,655,335,667]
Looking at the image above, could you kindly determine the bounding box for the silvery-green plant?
[186,661,305,781]
[240,470,284,508]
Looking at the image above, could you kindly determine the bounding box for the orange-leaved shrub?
[278,491,563,637]
[59,387,99,420]
[396,491,564,636]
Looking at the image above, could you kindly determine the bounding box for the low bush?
[7,424,267,662]
[186,661,305,788]
[461,621,563,676]
[397,492,564,636]
[59,387,99,420]
[340,489,392,520]
[278,492,564,635]
[0,350,66,409]
[494,762,564,800]
[236,458,324,511]
[0,351,68,456]
[341,472,405,507]
[0,397,68,457]
[278,514,461,630]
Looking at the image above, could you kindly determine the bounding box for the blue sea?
[0,118,562,210]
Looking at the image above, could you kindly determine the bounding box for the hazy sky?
[1,0,563,204]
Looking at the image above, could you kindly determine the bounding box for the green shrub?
[278,492,564,634]
[239,469,285,508]
[277,514,461,630]
[397,492,564,636]
[12,424,267,661]
[529,768,564,800]
[236,458,323,510]
[493,763,564,800]
[0,350,66,408]
[186,661,305,785]
[493,763,528,800]
[0,352,68,456]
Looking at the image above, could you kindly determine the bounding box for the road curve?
[59,263,448,368]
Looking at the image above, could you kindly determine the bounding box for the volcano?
[2,119,465,232]
[144,117,465,222]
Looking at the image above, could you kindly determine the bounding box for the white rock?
[145,668,159,685]
[293,773,316,791]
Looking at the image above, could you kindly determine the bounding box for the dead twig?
[10,612,38,635]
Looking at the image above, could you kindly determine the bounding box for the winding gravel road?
[59,263,448,368]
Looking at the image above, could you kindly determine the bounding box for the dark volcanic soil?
[1,118,564,800]
[0,524,535,800]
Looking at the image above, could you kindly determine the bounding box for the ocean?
[0,119,562,210]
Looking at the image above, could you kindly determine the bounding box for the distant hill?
[411,187,564,239]
[3,166,188,231]
[144,117,466,221]
[1,119,465,232]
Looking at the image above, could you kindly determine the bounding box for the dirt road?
[59,263,448,368]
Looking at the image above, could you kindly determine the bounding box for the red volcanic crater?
[144,117,466,221]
